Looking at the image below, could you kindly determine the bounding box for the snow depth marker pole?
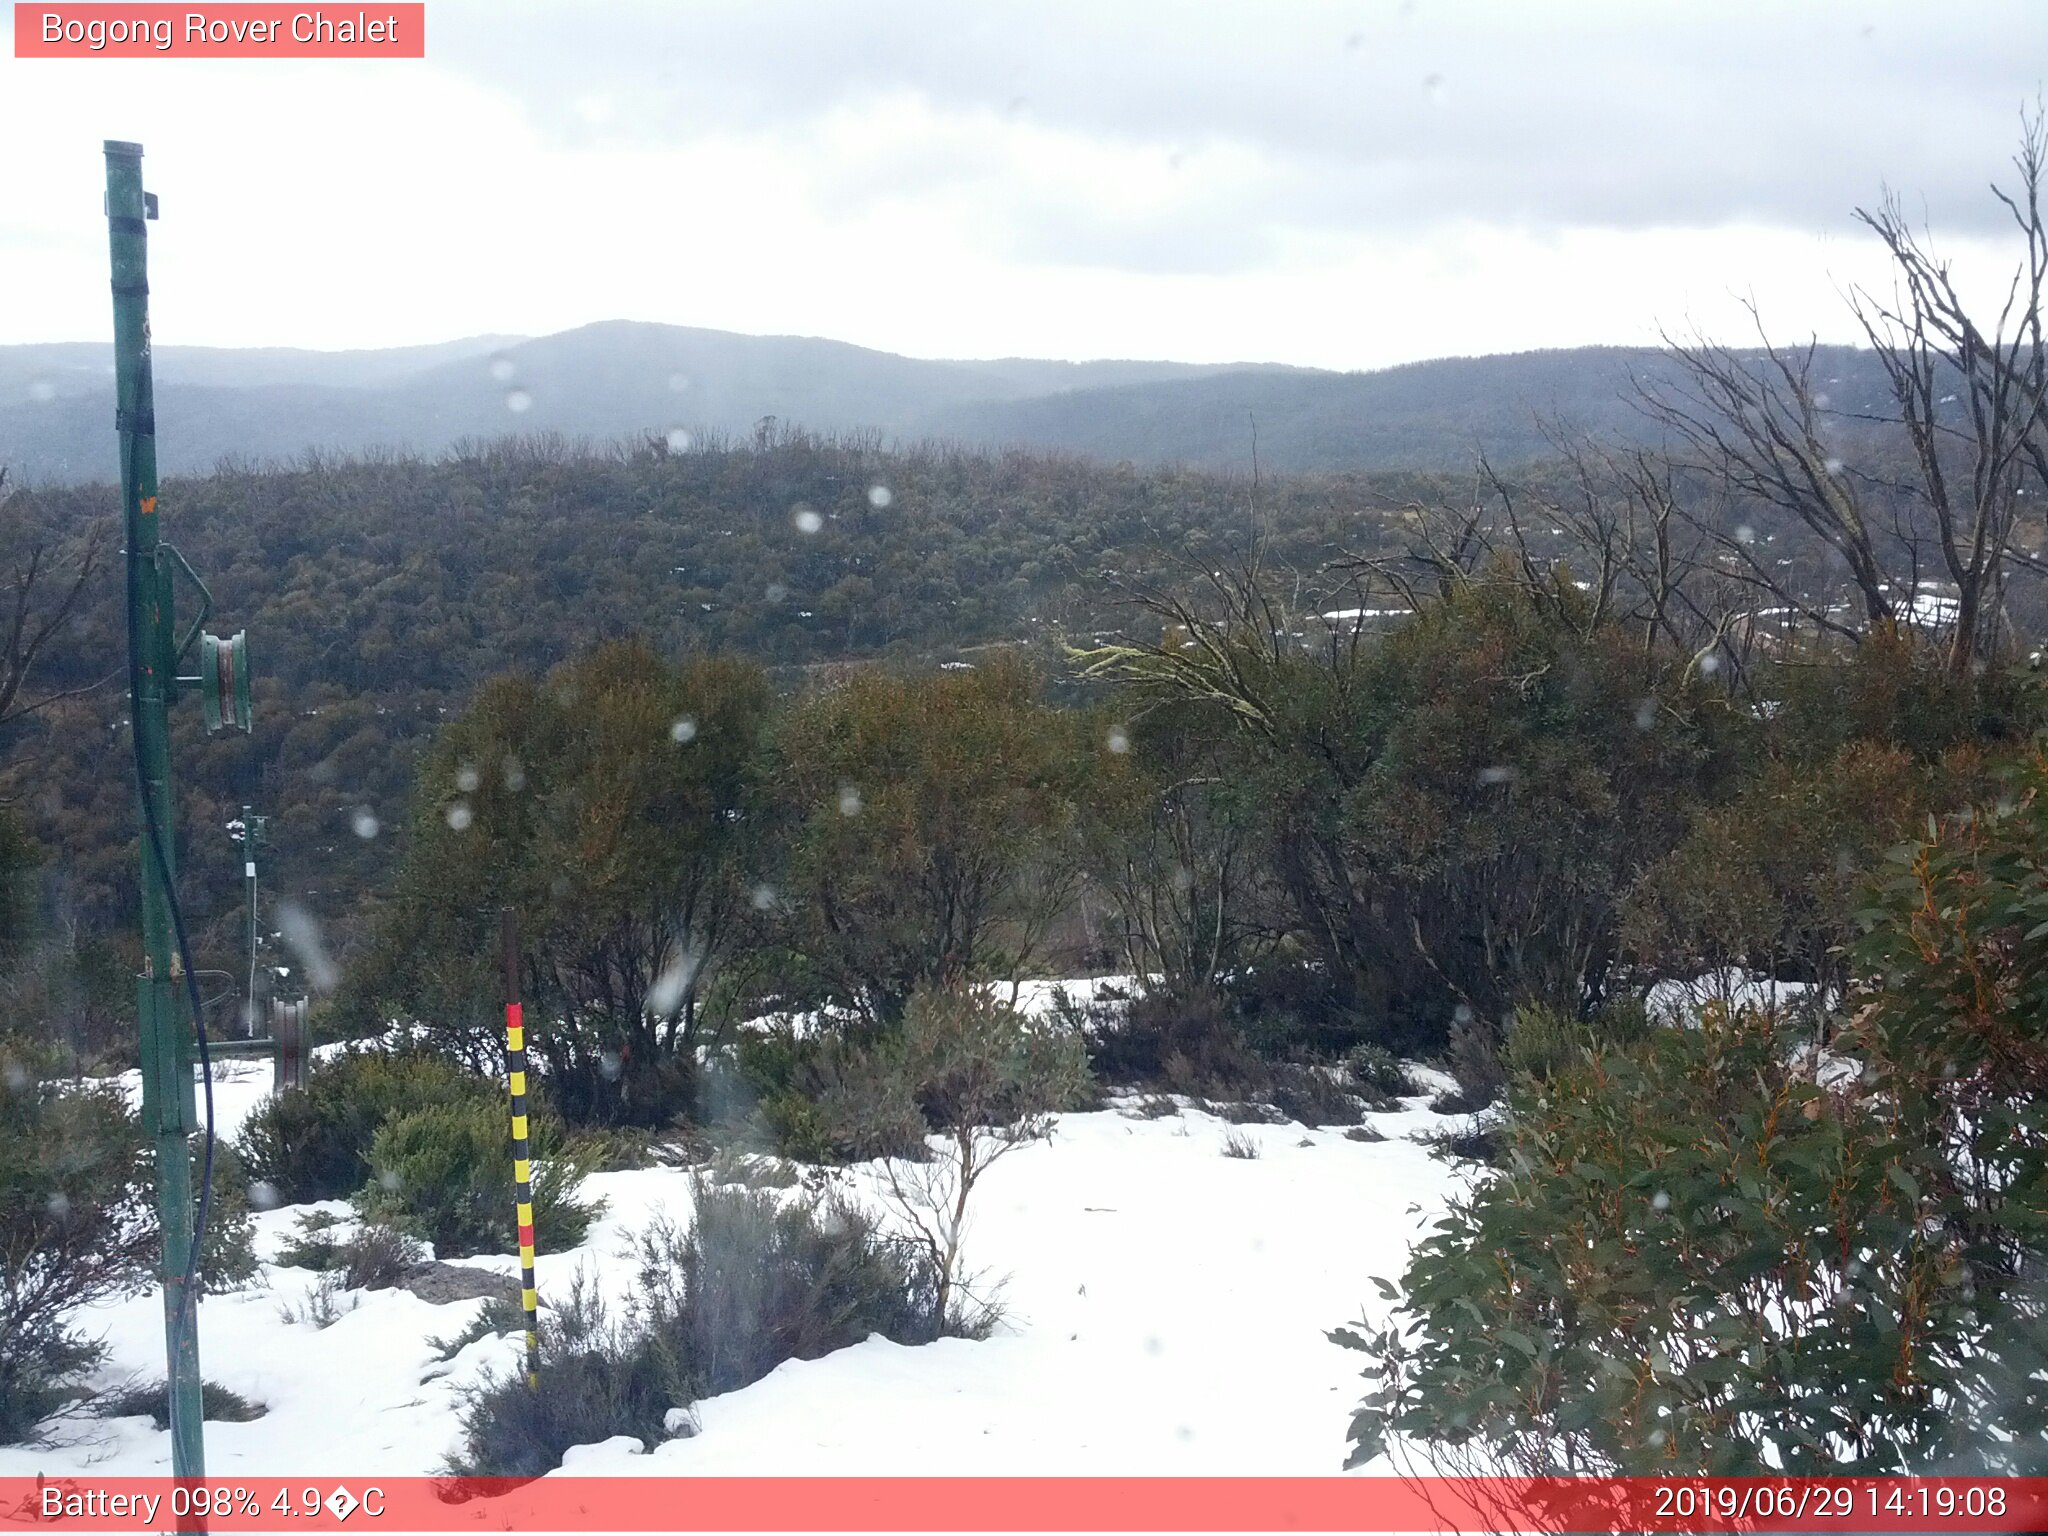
[502,907,541,1388]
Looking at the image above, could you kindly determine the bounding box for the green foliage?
[234,1048,497,1204]
[0,1043,153,1443]
[450,1179,975,1477]
[772,656,1090,1023]
[273,1211,346,1271]
[1341,763,2048,1477]
[1338,1005,1977,1474]
[93,1380,265,1427]
[1084,568,1739,1096]
[1845,758,2048,1465]
[195,1137,259,1294]
[344,641,772,1127]
[356,1099,603,1260]
[1624,631,2034,997]
[1491,998,1652,1092]
[1343,1044,1417,1100]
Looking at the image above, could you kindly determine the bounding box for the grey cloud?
[437,0,2047,261]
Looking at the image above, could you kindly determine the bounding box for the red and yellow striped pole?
[501,907,540,1390]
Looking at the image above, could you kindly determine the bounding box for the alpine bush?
[355,1099,602,1259]
[0,1047,153,1442]
[450,1178,978,1477]
[235,1048,498,1203]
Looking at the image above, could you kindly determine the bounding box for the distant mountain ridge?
[0,319,1891,485]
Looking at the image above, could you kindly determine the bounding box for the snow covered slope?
[1,1081,1460,1479]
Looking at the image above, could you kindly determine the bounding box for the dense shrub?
[94,1380,265,1427]
[738,1023,928,1165]
[0,1047,153,1442]
[1342,1044,1417,1103]
[450,1179,975,1477]
[1339,1004,1981,1474]
[1340,758,2048,1484]
[339,643,774,1129]
[195,1138,259,1294]
[1492,998,1652,1091]
[772,656,1090,1023]
[356,1100,603,1259]
[235,1049,498,1203]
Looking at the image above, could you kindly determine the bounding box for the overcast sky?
[2,0,2044,369]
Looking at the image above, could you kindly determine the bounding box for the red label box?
[13,4,425,57]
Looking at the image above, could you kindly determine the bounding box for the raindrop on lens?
[667,372,690,393]
[503,756,527,792]
[1700,653,1721,675]
[766,582,788,604]
[351,807,380,840]
[505,387,533,414]
[46,1192,70,1220]
[4,1063,29,1092]
[489,355,516,382]
[671,717,698,744]
[666,427,692,453]
[378,1169,402,1192]
[1106,727,1131,755]
[750,884,777,912]
[249,1180,281,1211]
[446,801,474,831]
[1736,524,1756,545]
[792,505,824,535]
[28,379,54,402]
[456,765,481,793]
[867,484,893,509]
[1634,698,1658,731]
[1651,1190,1671,1212]
[1823,456,1844,475]
[838,786,863,817]
[600,1051,623,1081]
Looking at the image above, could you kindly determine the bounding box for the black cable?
[121,428,217,1347]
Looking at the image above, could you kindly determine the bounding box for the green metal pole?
[106,139,206,1485]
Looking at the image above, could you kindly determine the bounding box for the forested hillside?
[0,431,1447,981]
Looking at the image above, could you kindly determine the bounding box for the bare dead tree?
[1640,315,1898,640]
[1639,113,2048,678]
[1843,111,2048,674]
[0,471,112,728]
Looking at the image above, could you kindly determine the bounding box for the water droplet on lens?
[838,786,862,817]
[1106,727,1130,754]
[666,427,691,453]
[792,506,823,534]
[446,801,474,831]
[351,808,379,840]
[867,484,893,508]
[505,387,533,414]
[671,717,698,744]
[489,355,516,382]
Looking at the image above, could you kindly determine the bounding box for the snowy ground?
[5,1033,1465,1480]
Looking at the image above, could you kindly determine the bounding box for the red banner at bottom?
[1,1476,2043,1533]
